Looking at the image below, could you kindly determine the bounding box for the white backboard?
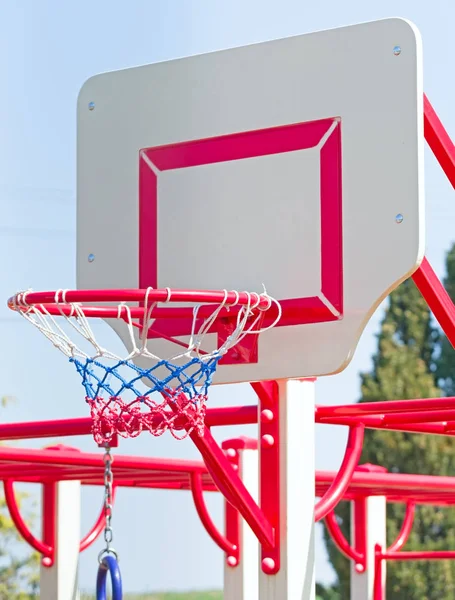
[77,18,424,384]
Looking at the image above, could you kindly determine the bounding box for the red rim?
[8,288,272,320]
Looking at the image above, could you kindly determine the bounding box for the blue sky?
[0,0,455,594]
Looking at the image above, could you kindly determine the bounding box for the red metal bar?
[382,550,455,561]
[254,380,281,574]
[0,446,208,472]
[314,424,365,522]
[374,544,385,600]
[324,510,364,565]
[190,472,237,557]
[0,418,94,440]
[221,444,241,568]
[317,416,455,436]
[316,396,455,418]
[0,405,258,442]
[316,468,455,497]
[384,422,455,436]
[424,95,455,190]
[189,425,275,550]
[4,480,54,564]
[387,502,415,553]
[352,498,367,573]
[383,409,455,425]
[9,288,271,319]
[413,258,455,349]
[41,483,56,567]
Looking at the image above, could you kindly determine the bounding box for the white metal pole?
[40,480,81,600]
[350,496,387,600]
[259,378,316,600]
[224,445,259,600]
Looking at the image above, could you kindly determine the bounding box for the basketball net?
[12,288,280,444]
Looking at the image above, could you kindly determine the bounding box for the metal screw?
[395,213,404,224]
[88,102,95,111]
[88,253,95,262]
[393,46,401,56]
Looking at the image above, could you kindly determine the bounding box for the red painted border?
[139,118,343,346]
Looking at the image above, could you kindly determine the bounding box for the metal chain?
[98,445,117,563]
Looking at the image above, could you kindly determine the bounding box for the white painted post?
[350,496,387,600]
[224,446,259,600]
[40,481,81,600]
[259,378,316,600]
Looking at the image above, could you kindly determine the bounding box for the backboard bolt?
[88,102,95,111]
[88,253,95,262]
[393,45,401,56]
[395,213,404,224]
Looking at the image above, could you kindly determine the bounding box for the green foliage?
[316,582,341,599]
[323,276,455,599]
[0,397,39,597]
[0,489,39,598]
[436,242,455,395]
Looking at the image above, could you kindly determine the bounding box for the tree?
[0,492,39,598]
[436,242,455,396]
[0,397,39,598]
[323,277,455,599]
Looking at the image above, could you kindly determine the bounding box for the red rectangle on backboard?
[138,118,343,357]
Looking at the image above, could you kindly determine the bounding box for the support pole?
[223,441,259,600]
[259,379,316,599]
[350,495,387,600]
[40,481,81,600]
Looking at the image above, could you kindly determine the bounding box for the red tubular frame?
[8,288,271,317]
[387,502,415,553]
[4,477,117,566]
[424,94,455,189]
[0,95,453,588]
[413,257,455,349]
[0,405,258,442]
[4,480,54,566]
[314,424,364,522]
[371,95,455,600]
[189,424,275,549]
[325,510,364,566]
[190,472,238,558]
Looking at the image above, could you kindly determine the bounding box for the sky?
[0,0,455,594]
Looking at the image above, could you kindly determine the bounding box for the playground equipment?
[3,415,455,599]
[5,15,455,599]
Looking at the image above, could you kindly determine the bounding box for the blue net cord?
[69,354,220,444]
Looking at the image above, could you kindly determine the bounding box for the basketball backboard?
[77,17,424,384]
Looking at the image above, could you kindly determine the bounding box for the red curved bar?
[314,424,365,522]
[387,501,415,553]
[324,510,364,565]
[80,487,117,552]
[8,288,271,319]
[4,480,54,564]
[190,472,237,557]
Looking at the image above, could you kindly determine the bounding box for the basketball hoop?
[8,287,280,444]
